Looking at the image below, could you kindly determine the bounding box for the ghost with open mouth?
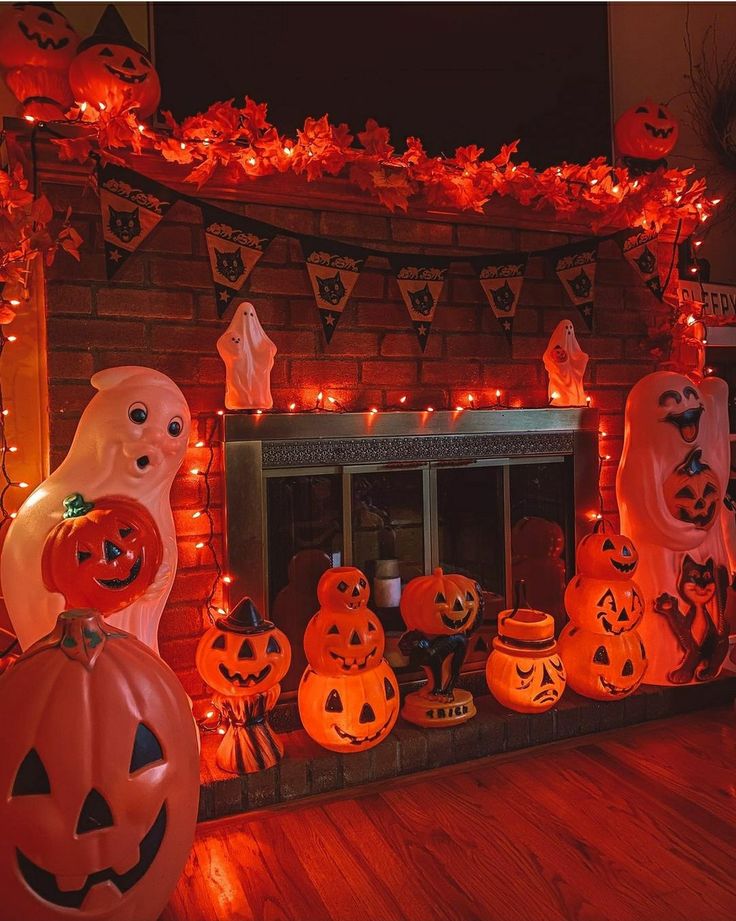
[1,367,190,654]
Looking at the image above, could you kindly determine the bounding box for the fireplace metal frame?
[222,408,600,616]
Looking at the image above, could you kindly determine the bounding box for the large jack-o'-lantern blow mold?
[1,366,190,653]
[543,319,588,407]
[68,4,161,118]
[614,99,679,171]
[0,609,199,921]
[616,371,732,685]
[0,2,79,120]
[216,301,277,410]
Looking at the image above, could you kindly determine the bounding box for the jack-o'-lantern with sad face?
[400,568,481,637]
[42,493,163,615]
[305,567,384,674]
[298,660,399,753]
[68,4,160,117]
[564,574,644,635]
[0,609,199,921]
[196,598,291,698]
[486,585,566,713]
[558,623,647,700]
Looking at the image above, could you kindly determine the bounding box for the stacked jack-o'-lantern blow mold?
[486,580,566,713]
[298,567,399,753]
[558,522,648,701]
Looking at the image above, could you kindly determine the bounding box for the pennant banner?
[201,205,279,317]
[472,252,528,346]
[99,163,178,279]
[390,255,449,351]
[299,236,367,343]
[618,228,663,301]
[553,240,599,331]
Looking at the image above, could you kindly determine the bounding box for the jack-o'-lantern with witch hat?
[0,2,79,121]
[196,596,291,774]
[69,4,161,118]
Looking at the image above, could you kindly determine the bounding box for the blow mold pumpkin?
[41,493,163,615]
[558,623,647,700]
[486,583,566,713]
[576,521,639,579]
[68,4,160,117]
[298,659,399,753]
[0,609,199,921]
[663,448,720,531]
[317,565,370,612]
[564,574,644,635]
[400,567,480,636]
[614,99,679,163]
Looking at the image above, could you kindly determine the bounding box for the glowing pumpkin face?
[576,525,638,579]
[564,575,644,635]
[303,607,385,675]
[0,3,78,70]
[400,568,480,636]
[317,567,370,612]
[69,42,161,117]
[298,660,399,753]
[196,617,291,698]
[0,610,199,921]
[41,493,163,615]
[614,99,679,161]
[664,448,720,530]
[558,624,647,700]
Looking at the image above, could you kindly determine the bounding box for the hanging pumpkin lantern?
[41,492,163,616]
[564,574,644,635]
[486,581,566,713]
[298,659,399,754]
[195,598,291,699]
[400,567,481,636]
[576,520,639,579]
[0,609,199,921]
[614,99,679,166]
[68,4,161,118]
[0,2,78,120]
[663,448,721,531]
[558,624,647,700]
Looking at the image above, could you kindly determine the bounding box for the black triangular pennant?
[299,236,367,343]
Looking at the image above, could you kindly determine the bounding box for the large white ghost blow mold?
[0,366,191,653]
[217,301,277,410]
[543,319,588,407]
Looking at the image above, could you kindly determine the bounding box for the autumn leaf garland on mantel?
[46,95,714,230]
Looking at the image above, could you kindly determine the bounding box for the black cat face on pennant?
[317,271,346,306]
[491,281,515,313]
[408,283,434,315]
[108,206,141,244]
[569,269,592,299]
[215,247,245,283]
[634,246,656,275]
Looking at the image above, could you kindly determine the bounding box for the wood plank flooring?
[163,706,736,921]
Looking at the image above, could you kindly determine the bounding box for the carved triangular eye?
[266,636,281,654]
[622,659,634,676]
[212,634,226,651]
[77,549,92,563]
[593,645,610,665]
[466,591,474,601]
[327,624,339,635]
[384,677,396,700]
[325,689,343,712]
[636,105,648,113]
[12,749,50,796]
[622,545,631,557]
[434,592,446,604]
[657,108,667,119]
[359,703,375,724]
[130,723,163,773]
[119,526,133,538]
[602,539,615,551]
[367,622,377,632]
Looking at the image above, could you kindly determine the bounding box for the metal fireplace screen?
[223,409,599,694]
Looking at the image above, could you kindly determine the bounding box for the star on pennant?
[219,289,230,302]
[582,305,592,315]
[502,320,512,331]
[108,248,122,263]
[324,313,336,326]
[417,324,428,337]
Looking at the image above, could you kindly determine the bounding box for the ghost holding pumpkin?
[0,366,190,653]
[216,300,277,410]
[543,319,589,406]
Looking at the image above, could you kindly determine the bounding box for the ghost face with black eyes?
[657,384,704,445]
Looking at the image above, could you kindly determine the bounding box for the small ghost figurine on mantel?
[543,319,589,406]
[217,300,277,410]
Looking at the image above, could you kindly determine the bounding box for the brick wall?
[42,165,669,695]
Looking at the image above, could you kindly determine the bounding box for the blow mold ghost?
[543,319,588,406]
[616,371,733,684]
[0,367,190,652]
[216,301,277,410]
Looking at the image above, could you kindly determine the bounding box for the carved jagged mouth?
[441,610,471,630]
[18,20,70,50]
[599,676,637,696]
[95,554,142,590]
[219,662,271,688]
[664,406,703,443]
[644,123,674,139]
[597,615,632,636]
[677,504,717,528]
[17,804,166,909]
[611,559,637,573]
[328,648,377,671]
[105,64,148,84]
[333,712,394,746]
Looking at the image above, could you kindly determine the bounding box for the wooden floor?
[163,706,736,921]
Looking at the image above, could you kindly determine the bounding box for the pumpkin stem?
[593,518,608,534]
[512,579,528,615]
[62,493,95,519]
